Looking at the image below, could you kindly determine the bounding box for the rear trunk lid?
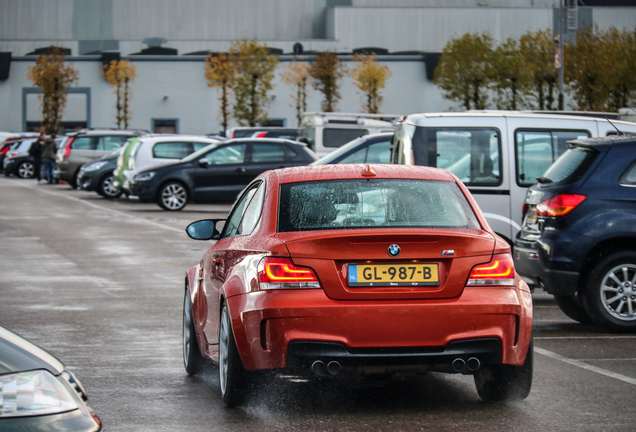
[278,229,495,300]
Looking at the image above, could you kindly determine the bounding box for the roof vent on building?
[132,38,177,55]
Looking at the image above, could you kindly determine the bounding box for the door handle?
[235,167,246,173]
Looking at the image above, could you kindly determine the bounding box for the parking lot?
[1,176,636,432]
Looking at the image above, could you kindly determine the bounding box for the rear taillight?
[536,194,586,217]
[0,147,8,155]
[255,132,267,138]
[63,137,75,158]
[522,203,527,217]
[467,254,515,286]
[258,257,320,290]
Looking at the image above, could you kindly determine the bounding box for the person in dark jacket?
[41,134,57,184]
[29,133,44,182]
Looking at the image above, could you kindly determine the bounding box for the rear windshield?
[541,146,598,184]
[278,179,480,232]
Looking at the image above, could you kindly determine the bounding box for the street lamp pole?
[558,0,565,110]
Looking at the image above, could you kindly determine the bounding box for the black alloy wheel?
[183,287,206,375]
[474,338,533,402]
[219,302,248,407]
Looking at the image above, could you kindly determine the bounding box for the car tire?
[158,182,188,211]
[474,338,533,402]
[68,169,79,188]
[584,251,636,332]
[183,287,206,375]
[18,161,35,179]
[219,302,248,407]
[98,173,122,199]
[554,293,593,324]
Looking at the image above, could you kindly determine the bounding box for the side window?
[237,183,266,235]
[221,183,261,239]
[339,146,368,164]
[193,142,209,151]
[251,144,286,163]
[71,136,94,150]
[97,136,128,151]
[365,140,391,163]
[620,160,636,186]
[153,142,192,159]
[435,128,500,186]
[323,128,369,148]
[206,144,247,165]
[516,130,590,186]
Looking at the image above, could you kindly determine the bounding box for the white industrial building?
[1,0,635,134]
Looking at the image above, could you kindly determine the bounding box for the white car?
[121,135,221,192]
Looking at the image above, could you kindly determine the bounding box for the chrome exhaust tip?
[311,360,326,375]
[327,361,341,375]
[452,358,466,372]
[467,357,481,372]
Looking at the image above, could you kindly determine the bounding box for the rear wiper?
[536,177,553,184]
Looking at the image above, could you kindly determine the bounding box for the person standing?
[29,133,44,182]
[41,134,57,184]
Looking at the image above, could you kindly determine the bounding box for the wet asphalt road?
[1,176,636,432]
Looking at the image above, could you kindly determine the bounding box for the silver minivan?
[391,111,636,244]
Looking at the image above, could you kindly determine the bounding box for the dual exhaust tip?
[311,357,480,375]
[311,360,341,376]
[452,357,481,373]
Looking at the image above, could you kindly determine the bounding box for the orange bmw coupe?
[183,164,533,406]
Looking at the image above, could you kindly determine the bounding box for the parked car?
[251,128,299,140]
[118,135,221,194]
[182,164,533,407]
[128,138,318,210]
[313,132,393,165]
[55,129,146,188]
[227,127,297,140]
[2,138,38,178]
[391,111,636,244]
[77,149,123,198]
[0,325,101,431]
[0,133,39,172]
[299,112,399,157]
[514,134,636,331]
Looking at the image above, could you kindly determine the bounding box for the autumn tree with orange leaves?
[309,52,346,112]
[27,46,79,135]
[103,59,136,129]
[280,59,311,126]
[204,52,235,135]
[349,53,391,114]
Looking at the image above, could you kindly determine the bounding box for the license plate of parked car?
[348,263,439,286]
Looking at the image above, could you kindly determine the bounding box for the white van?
[299,112,399,157]
[391,111,636,244]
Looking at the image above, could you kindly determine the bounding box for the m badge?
[442,250,455,256]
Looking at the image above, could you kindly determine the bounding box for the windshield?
[541,146,598,184]
[181,143,221,162]
[278,179,480,232]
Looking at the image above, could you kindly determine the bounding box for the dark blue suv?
[514,134,636,331]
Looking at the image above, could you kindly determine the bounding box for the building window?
[152,118,179,134]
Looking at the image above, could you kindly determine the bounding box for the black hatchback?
[514,135,636,331]
[127,138,318,210]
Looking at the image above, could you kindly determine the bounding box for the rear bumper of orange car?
[226,282,532,374]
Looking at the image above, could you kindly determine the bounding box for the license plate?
[348,263,439,287]
[526,207,537,224]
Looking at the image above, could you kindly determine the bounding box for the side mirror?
[198,158,209,167]
[185,219,225,240]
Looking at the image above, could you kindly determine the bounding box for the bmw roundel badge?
[388,244,401,257]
